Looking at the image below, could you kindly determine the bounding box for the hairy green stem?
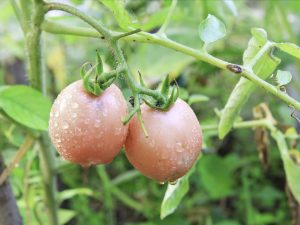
[41,20,300,111]
[157,0,177,35]
[201,119,269,131]
[21,1,59,225]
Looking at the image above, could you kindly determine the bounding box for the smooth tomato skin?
[49,80,128,167]
[125,99,202,182]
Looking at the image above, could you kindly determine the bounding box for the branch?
[41,20,300,111]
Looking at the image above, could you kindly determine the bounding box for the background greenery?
[1,0,300,225]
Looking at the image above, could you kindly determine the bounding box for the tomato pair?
[49,80,202,182]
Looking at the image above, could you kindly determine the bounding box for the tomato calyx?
[80,51,123,96]
[139,73,179,111]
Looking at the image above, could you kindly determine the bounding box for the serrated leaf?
[276,70,292,86]
[188,94,209,105]
[160,166,196,219]
[219,28,280,138]
[0,85,51,131]
[198,14,226,45]
[99,0,137,30]
[276,42,300,59]
[271,129,300,203]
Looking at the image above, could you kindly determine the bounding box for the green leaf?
[198,155,233,199]
[215,221,240,225]
[58,209,76,225]
[58,188,94,204]
[160,166,196,219]
[271,129,300,203]
[99,0,137,30]
[218,28,280,138]
[276,42,300,59]
[198,14,226,45]
[222,0,238,16]
[188,94,209,105]
[0,85,51,131]
[275,70,292,86]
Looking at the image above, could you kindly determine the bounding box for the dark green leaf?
[0,85,51,131]
[198,155,233,199]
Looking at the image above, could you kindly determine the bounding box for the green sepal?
[160,75,170,95]
[96,50,103,75]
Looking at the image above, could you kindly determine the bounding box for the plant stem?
[24,1,59,225]
[42,20,300,111]
[201,119,269,131]
[157,0,177,35]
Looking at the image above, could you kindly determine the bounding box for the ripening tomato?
[49,80,128,167]
[125,99,202,182]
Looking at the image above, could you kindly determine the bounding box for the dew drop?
[55,111,60,117]
[175,142,184,153]
[169,180,178,185]
[114,127,122,135]
[158,181,165,185]
[72,102,79,109]
[62,122,69,129]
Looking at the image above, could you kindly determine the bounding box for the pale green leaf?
[0,85,51,131]
[160,165,196,219]
[58,209,76,225]
[199,14,226,45]
[276,70,292,86]
[276,42,300,59]
[218,28,280,138]
[271,129,300,203]
[99,0,137,30]
[222,0,238,16]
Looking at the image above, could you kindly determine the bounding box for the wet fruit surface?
[49,80,128,167]
[125,99,202,182]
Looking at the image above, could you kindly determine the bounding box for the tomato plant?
[1,1,300,225]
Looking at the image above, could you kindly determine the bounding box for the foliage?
[1,0,300,225]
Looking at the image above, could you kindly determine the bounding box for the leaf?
[198,14,226,45]
[275,70,292,86]
[222,0,238,16]
[99,0,137,30]
[271,129,300,203]
[0,85,51,131]
[276,42,300,59]
[58,188,94,204]
[198,155,233,199]
[160,165,196,219]
[218,28,280,138]
[58,209,76,225]
[188,94,209,105]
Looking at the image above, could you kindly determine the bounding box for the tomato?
[49,80,128,167]
[125,99,202,182]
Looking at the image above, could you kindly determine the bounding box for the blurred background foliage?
[1,0,300,225]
